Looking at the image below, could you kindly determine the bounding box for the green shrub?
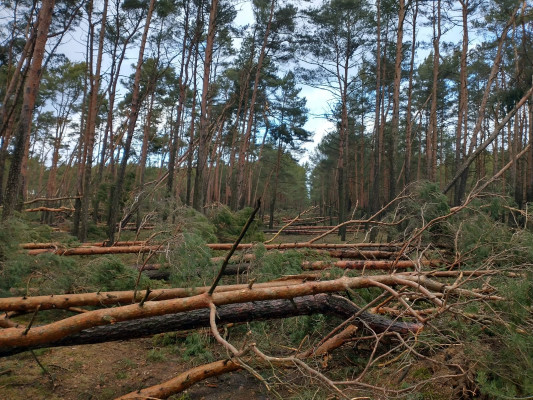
[254,250,304,281]
[165,232,216,287]
[86,255,150,291]
[208,205,264,242]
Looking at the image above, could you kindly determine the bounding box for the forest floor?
[0,337,277,400]
[0,227,471,399]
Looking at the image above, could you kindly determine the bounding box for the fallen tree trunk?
[0,278,318,312]
[263,228,364,235]
[23,196,81,205]
[117,359,242,399]
[22,242,404,254]
[0,294,421,357]
[24,206,75,213]
[0,274,427,349]
[26,245,162,256]
[301,260,436,270]
[21,240,148,249]
[208,243,403,251]
[313,249,401,259]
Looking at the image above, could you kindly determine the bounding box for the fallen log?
[23,196,81,205]
[301,260,436,270]
[315,249,401,259]
[0,294,421,357]
[210,249,401,264]
[26,245,162,256]
[117,359,242,399]
[264,228,364,235]
[21,240,148,249]
[0,278,319,312]
[208,243,403,251]
[24,206,75,213]
[22,241,404,254]
[0,274,427,349]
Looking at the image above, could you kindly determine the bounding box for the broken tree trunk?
[207,243,403,251]
[24,206,74,213]
[117,359,242,399]
[22,242,404,254]
[302,260,437,270]
[0,294,421,357]
[0,279,322,312]
[26,245,162,256]
[0,274,431,350]
[21,240,148,249]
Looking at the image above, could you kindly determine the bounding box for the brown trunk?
[451,5,520,197]
[79,0,108,241]
[427,0,441,182]
[236,0,275,209]
[371,0,382,212]
[193,0,219,211]
[167,0,193,199]
[2,0,55,220]
[107,0,156,242]
[0,294,419,358]
[301,260,434,270]
[404,1,418,185]
[389,0,405,199]
[453,0,469,205]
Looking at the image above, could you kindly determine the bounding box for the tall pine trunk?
[3,0,55,220]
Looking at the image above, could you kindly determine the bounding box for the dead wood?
[24,206,75,213]
[312,324,359,356]
[116,359,242,399]
[319,249,400,259]
[0,279,318,312]
[23,196,81,205]
[26,245,162,256]
[22,241,403,254]
[207,243,403,251]
[263,228,364,235]
[0,274,430,350]
[21,241,148,249]
[301,260,437,270]
[0,294,421,357]
[208,199,261,295]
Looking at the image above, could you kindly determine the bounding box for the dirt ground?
[0,337,275,400]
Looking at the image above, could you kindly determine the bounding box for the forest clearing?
[1,0,533,398]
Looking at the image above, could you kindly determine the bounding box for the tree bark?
[427,0,441,182]
[2,0,55,220]
[79,0,108,241]
[0,294,422,357]
[0,274,429,349]
[107,0,156,242]
[389,0,405,200]
[193,0,218,211]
